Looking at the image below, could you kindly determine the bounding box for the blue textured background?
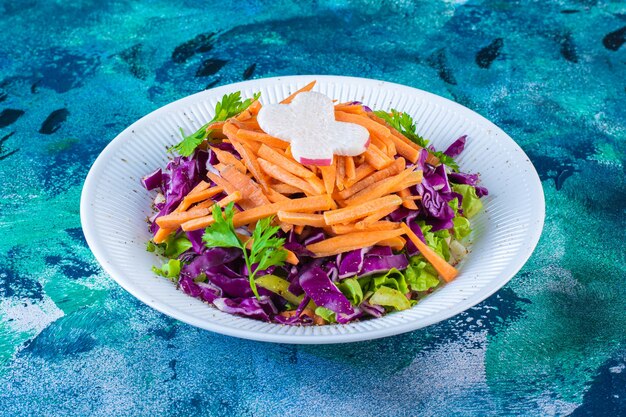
[1,1,625,416]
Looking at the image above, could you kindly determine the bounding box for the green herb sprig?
[171,91,261,157]
[373,109,460,171]
[201,202,287,299]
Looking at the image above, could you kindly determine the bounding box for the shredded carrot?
[181,195,335,231]
[207,121,226,131]
[364,145,393,170]
[211,147,246,174]
[334,111,391,139]
[345,156,356,181]
[323,195,403,225]
[153,226,174,244]
[330,221,400,235]
[218,164,270,207]
[156,191,242,229]
[344,163,375,188]
[236,109,252,121]
[305,228,406,257]
[238,118,261,131]
[271,183,304,195]
[356,203,401,227]
[227,135,270,191]
[247,100,262,115]
[178,185,224,211]
[258,144,315,179]
[294,225,305,234]
[367,113,439,165]
[334,103,366,115]
[281,81,316,104]
[236,129,289,150]
[319,159,336,195]
[376,236,406,251]
[338,158,405,199]
[238,233,299,265]
[344,168,417,206]
[398,188,418,210]
[401,223,458,282]
[265,187,290,203]
[335,156,346,191]
[258,158,318,195]
[277,211,326,227]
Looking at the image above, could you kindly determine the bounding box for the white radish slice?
[257,91,369,166]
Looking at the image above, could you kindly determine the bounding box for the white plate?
[81,75,544,344]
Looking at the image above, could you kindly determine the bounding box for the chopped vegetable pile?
[142,80,488,325]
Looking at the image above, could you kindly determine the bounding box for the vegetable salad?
[141,81,487,325]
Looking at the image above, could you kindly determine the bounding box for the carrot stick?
[236,109,252,121]
[367,113,439,165]
[401,223,458,282]
[344,163,375,188]
[207,121,226,131]
[207,172,237,193]
[356,203,400,227]
[247,100,262,116]
[219,164,270,207]
[344,168,416,206]
[369,134,387,155]
[156,191,242,229]
[258,158,318,195]
[305,228,405,257]
[265,187,290,203]
[387,132,419,163]
[331,221,400,235]
[155,182,220,241]
[178,185,224,211]
[228,135,270,191]
[338,158,405,199]
[236,129,289,150]
[334,104,366,115]
[334,111,391,139]
[364,145,393,170]
[237,233,299,265]
[281,81,316,104]
[323,195,402,225]
[277,211,326,227]
[257,144,316,179]
[211,147,246,174]
[398,188,418,210]
[376,236,406,251]
[319,158,336,195]
[271,183,303,195]
[345,156,356,181]
[181,195,335,231]
[335,156,346,191]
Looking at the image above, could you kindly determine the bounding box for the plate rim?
[80,75,545,344]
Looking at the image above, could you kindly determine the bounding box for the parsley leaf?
[250,216,287,273]
[201,202,287,299]
[432,150,460,171]
[171,91,261,157]
[202,203,243,250]
[374,109,460,171]
[374,109,429,148]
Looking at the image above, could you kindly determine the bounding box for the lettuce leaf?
[452,183,484,218]
[315,306,337,323]
[405,256,440,292]
[337,278,364,306]
[369,286,411,311]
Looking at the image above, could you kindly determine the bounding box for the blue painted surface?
[0,1,625,415]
